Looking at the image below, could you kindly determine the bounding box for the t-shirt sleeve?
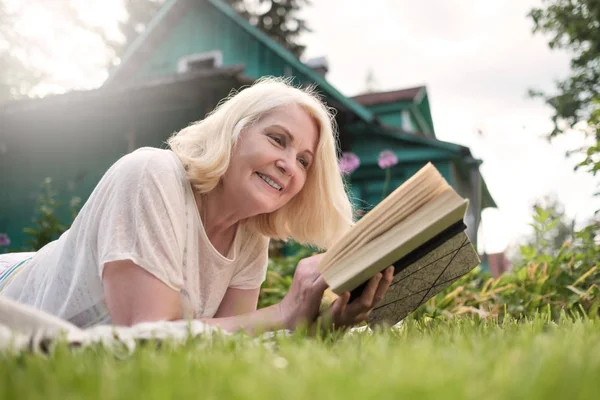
[95,149,187,292]
[229,234,270,290]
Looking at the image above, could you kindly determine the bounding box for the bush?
[22,178,81,251]
[258,247,314,309]
[258,206,600,322]
[415,206,599,321]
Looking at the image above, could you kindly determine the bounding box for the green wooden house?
[0,0,495,251]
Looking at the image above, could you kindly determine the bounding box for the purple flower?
[378,150,398,169]
[0,233,10,247]
[339,152,360,175]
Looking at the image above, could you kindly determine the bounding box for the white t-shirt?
[1,148,269,328]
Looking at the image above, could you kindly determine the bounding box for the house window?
[177,50,223,73]
[401,110,415,132]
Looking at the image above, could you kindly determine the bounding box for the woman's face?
[222,104,319,216]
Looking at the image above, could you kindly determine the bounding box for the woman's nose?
[275,157,296,176]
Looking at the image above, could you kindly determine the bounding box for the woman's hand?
[327,266,394,330]
[279,254,329,330]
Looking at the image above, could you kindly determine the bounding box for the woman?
[0,77,393,334]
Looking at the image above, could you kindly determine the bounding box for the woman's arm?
[214,288,260,317]
[102,255,328,334]
[103,260,183,324]
[103,254,393,334]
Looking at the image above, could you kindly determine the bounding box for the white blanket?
[0,296,382,354]
[0,295,228,354]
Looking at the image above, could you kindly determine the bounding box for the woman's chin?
[240,193,278,216]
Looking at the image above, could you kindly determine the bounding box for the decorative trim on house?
[410,104,433,136]
[177,50,223,73]
[351,86,426,106]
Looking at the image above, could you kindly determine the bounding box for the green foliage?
[22,178,81,251]
[528,0,600,189]
[415,205,600,321]
[258,246,313,309]
[233,0,312,58]
[516,195,577,261]
[105,0,165,61]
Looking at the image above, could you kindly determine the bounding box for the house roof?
[105,0,375,124]
[352,86,435,137]
[351,86,426,107]
[1,65,246,117]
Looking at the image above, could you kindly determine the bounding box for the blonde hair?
[168,76,353,249]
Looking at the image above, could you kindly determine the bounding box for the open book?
[319,163,480,326]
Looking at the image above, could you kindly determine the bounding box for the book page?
[320,163,447,272]
[324,184,449,269]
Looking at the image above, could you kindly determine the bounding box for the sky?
[12,0,600,254]
[299,0,599,253]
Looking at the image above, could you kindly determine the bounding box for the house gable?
[352,86,436,137]
[106,0,373,123]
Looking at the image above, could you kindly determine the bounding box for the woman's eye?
[269,134,284,146]
[299,158,309,168]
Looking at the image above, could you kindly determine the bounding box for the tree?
[241,0,311,58]
[528,0,600,191]
[109,0,311,64]
[108,0,165,62]
[0,1,44,102]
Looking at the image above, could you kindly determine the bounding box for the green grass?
[2,315,600,400]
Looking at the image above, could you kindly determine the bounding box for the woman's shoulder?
[117,147,182,173]
[104,147,186,184]
[238,225,270,253]
[94,147,190,205]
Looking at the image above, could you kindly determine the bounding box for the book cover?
[366,231,480,326]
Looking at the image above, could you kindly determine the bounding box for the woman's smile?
[255,172,283,192]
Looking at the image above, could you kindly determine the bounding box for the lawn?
[2,315,599,400]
